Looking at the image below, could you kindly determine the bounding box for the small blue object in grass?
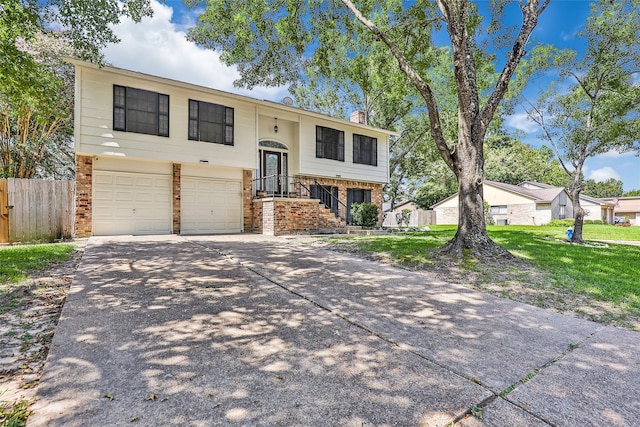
[566,227,573,240]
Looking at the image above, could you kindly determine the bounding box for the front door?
[261,150,287,194]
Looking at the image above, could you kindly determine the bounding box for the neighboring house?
[602,196,640,225]
[432,180,573,225]
[382,201,434,227]
[578,193,615,224]
[520,181,615,224]
[69,59,394,237]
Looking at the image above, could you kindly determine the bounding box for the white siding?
[72,61,392,186]
[298,117,388,184]
[581,199,603,222]
[483,185,532,205]
[75,66,257,169]
[93,156,172,175]
[181,164,243,180]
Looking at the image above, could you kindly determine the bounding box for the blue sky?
[102,0,640,192]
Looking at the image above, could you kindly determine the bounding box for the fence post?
[0,179,8,243]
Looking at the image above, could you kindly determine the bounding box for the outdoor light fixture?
[199,160,209,164]
[274,118,278,134]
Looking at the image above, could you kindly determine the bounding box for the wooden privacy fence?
[0,179,75,243]
[382,209,435,227]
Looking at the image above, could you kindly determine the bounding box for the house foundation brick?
[243,170,253,232]
[75,155,93,237]
[253,197,345,235]
[295,175,384,226]
[172,163,181,234]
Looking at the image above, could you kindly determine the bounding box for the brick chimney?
[349,110,367,125]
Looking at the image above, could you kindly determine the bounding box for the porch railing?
[252,175,348,223]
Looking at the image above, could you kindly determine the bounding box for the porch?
[251,175,348,236]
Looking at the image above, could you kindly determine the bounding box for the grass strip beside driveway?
[0,244,75,297]
[321,225,640,329]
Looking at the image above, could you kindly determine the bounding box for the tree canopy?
[0,0,153,178]
[187,0,551,259]
[582,178,624,198]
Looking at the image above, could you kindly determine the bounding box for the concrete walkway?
[28,235,640,426]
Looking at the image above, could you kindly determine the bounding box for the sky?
[102,0,640,192]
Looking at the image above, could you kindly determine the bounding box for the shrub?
[400,209,412,227]
[483,201,494,225]
[548,219,575,227]
[585,219,604,224]
[351,203,379,227]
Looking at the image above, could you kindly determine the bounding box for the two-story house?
[68,59,393,237]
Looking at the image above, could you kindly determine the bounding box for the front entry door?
[261,150,287,194]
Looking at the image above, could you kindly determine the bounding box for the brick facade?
[74,156,385,237]
[243,170,253,232]
[296,175,384,225]
[172,163,181,234]
[254,197,345,236]
[75,155,93,237]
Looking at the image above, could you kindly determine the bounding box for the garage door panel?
[115,191,135,202]
[93,171,171,236]
[115,175,135,186]
[181,177,242,235]
[94,174,114,185]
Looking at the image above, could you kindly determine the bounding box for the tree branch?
[524,100,573,176]
[480,0,550,133]
[339,0,454,169]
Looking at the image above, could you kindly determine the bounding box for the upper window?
[353,134,377,166]
[189,100,234,145]
[316,126,344,161]
[113,85,169,137]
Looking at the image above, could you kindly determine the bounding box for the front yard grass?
[0,244,75,293]
[322,224,640,329]
[0,243,77,426]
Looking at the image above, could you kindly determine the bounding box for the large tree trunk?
[342,0,549,260]
[441,135,512,259]
[570,186,585,244]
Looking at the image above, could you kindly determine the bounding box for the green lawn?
[0,243,75,295]
[323,224,640,328]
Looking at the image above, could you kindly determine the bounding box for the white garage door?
[93,171,172,236]
[181,178,242,234]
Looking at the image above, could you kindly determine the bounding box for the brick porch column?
[243,170,253,232]
[75,155,93,237]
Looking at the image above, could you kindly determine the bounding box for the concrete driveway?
[28,234,640,426]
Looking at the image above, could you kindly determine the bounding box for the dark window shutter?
[372,138,377,166]
[353,134,360,164]
[338,131,344,161]
[188,100,198,140]
[316,126,323,158]
[113,85,126,131]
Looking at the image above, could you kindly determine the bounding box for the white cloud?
[599,149,635,159]
[588,166,621,182]
[506,113,539,133]
[102,1,288,101]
